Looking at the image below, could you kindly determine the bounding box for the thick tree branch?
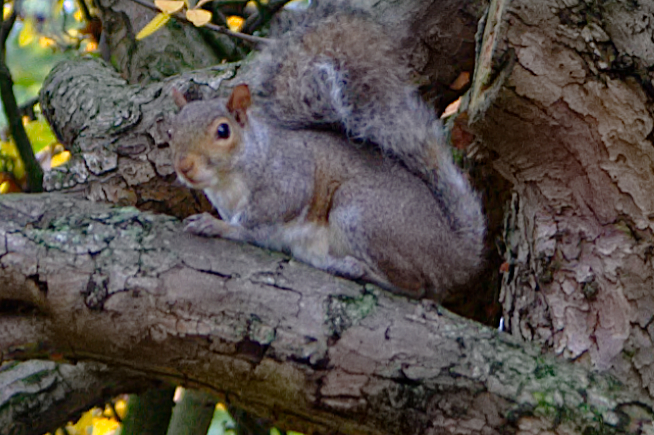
[0,360,157,435]
[38,57,234,217]
[0,194,652,435]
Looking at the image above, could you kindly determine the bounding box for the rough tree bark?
[0,194,651,435]
[0,360,157,434]
[465,0,654,399]
[1,0,654,434]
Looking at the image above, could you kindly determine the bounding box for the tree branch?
[0,360,157,435]
[75,0,93,23]
[0,194,651,435]
[127,0,268,45]
[0,0,43,192]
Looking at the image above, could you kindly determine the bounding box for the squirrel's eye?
[217,123,230,139]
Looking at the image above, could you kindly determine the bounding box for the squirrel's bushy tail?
[254,4,486,264]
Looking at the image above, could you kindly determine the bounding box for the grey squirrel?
[168,6,485,301]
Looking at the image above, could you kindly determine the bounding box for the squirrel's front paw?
[183,213,232,237]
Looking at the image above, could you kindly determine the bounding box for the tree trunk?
[466,0,654,398]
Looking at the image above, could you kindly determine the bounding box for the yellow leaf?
[186,9,212,27]
[11,159,22,181]
[2,140,24,180]
[0,181,9,194]
[74,8,83,21]
[84,40,98,52]
[102,404,113,418]
[114,398,127,419]
[72,409,95,434]
[226,15,244,32]
[39,36,56,48]
[50,151,71,168]
[245,0,257,14]
[136,13,171,40]
[18,19,36,47]
[52,0,64,17]
[91,417,119,435]
[3,4,11,20]
[24,118,58,152]
[155,0,184,13]
[1,140,16,157]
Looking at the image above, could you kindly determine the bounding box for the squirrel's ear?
[172,88,188,109]
[227,84,251,126]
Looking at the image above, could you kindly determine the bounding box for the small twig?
[0,0,43,192]
[0,0,18,49]
[129,0,270,46]
[212,0,251,6]
[76,0,94,23]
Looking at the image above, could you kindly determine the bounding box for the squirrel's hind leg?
[319,253,424,298]
[328,196,430,299]
[308,252,403,293]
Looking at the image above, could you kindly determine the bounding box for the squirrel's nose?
[177,155,195,176]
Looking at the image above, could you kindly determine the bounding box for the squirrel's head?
[169,85,252,190]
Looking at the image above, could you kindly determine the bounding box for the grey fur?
[171,101,480,300]
[252,6,485,265]
[169,7,486,300]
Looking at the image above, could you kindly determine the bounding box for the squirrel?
[167,6,485,301]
